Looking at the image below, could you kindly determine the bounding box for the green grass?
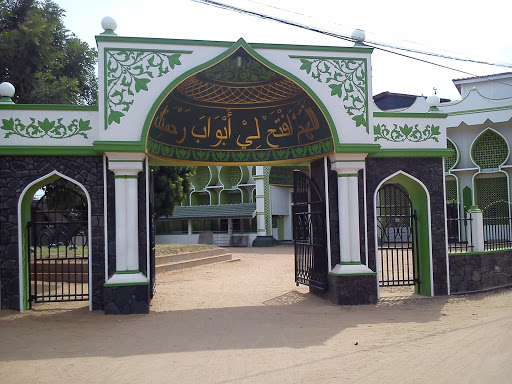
[155,243,218,256]
[32,245,88,259]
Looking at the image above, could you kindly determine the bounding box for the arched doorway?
[376,183,419,288]
[374,172,433,297]
[18,172,92,311]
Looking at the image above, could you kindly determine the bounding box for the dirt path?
[1,245,511,383]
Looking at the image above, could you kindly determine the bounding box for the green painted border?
[93,141,145,153]
[140,38,338,157]
[96,35,373,53]
[449,248,512,256]
[373,111,448,118]
[0,146,97,156]
[20,173,61,310]
[389,173,432,296]
[338,261,363,265]
[329,272,377,276]
[336,144,380,153]
[0,141,148,155]
[369,148,454,158]
[104,281,149,287]
[0,104,98,111]
[338,173,358,177]
[115,270,140,274]
[447,105,512,116]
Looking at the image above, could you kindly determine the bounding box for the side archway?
[373,171,434,297]
[17,171,92,311]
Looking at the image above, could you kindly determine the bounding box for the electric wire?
[192,0,512,87]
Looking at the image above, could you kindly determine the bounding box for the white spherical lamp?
[101,16,117,34]
[0,82,15,98]
[351,29,366,43]
[426,94,441,109]
[0,82,15,103]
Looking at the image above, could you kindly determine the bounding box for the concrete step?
[155,248,233,273]
[155,248,227,265]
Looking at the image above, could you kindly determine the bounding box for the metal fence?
[483,200,512,251]
[447,212,473,253]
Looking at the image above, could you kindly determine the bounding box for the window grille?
[475,176,508,210]
[445,140,458,172]
[472,130,508,169]
[192,166,211,190]
[220,166,242,188]
[446,178,457,202]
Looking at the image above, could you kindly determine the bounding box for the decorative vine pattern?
[297,58,368,132]
[147,138,333,163]
[373,123,441,142]
[106,50,187,128]
[1,117,92,139]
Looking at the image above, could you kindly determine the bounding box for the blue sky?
[54,0,512,101]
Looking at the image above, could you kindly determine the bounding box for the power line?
[192,0,512,81]
[242,0,512,69]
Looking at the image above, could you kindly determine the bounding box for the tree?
[152,166,195,218]
[0,0,97,104]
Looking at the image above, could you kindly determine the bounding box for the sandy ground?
[1,245,511,384]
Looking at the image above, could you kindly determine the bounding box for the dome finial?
[426,88,441,111]
[0,82,15,104]
[351,29,366,46]
[101,16,117,35]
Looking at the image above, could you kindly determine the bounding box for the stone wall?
[449,251,512,293]
[311,274,378,305]
[0,156,106,310]
[365,157,448,295]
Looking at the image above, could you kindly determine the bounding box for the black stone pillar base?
[311,273,378,305]
[103,284,150,314]
[252,236,278,247]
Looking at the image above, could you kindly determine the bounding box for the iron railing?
[447,213,473,253]
[483,201,512,251]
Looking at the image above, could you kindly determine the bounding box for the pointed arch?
[142,38,337,164]
[17,171,92,312]
[445,138,459,172]
[470,127,509,170]
[373,170,436,297]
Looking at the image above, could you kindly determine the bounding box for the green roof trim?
[163,203,256,220]
[369,148,454,158]
[0,104,98,111]
[373,111,448,118]
[96,35,372,53]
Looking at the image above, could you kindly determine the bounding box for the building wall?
[365,157,448,296]
[0,156,106,310]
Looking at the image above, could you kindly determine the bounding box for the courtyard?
[0,245,511,383]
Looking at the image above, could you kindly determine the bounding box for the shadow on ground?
[0,287,465,362]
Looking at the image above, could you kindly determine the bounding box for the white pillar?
[469,207,485,252]
[105,152,148,285]
[188,219,193,235]
[330,154,374,275]
[227,218,233,236]
[254,166,267,237]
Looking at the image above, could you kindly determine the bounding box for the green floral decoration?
[373,123,441,142]
[1,117,92,139]
[201,51,276,83]
[297,58,368,132]
[106,50,186,128]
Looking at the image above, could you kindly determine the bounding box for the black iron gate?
[376,184,420,287]
[292,170,328,290]
[149,169,156,298]
[27,179,88,306]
